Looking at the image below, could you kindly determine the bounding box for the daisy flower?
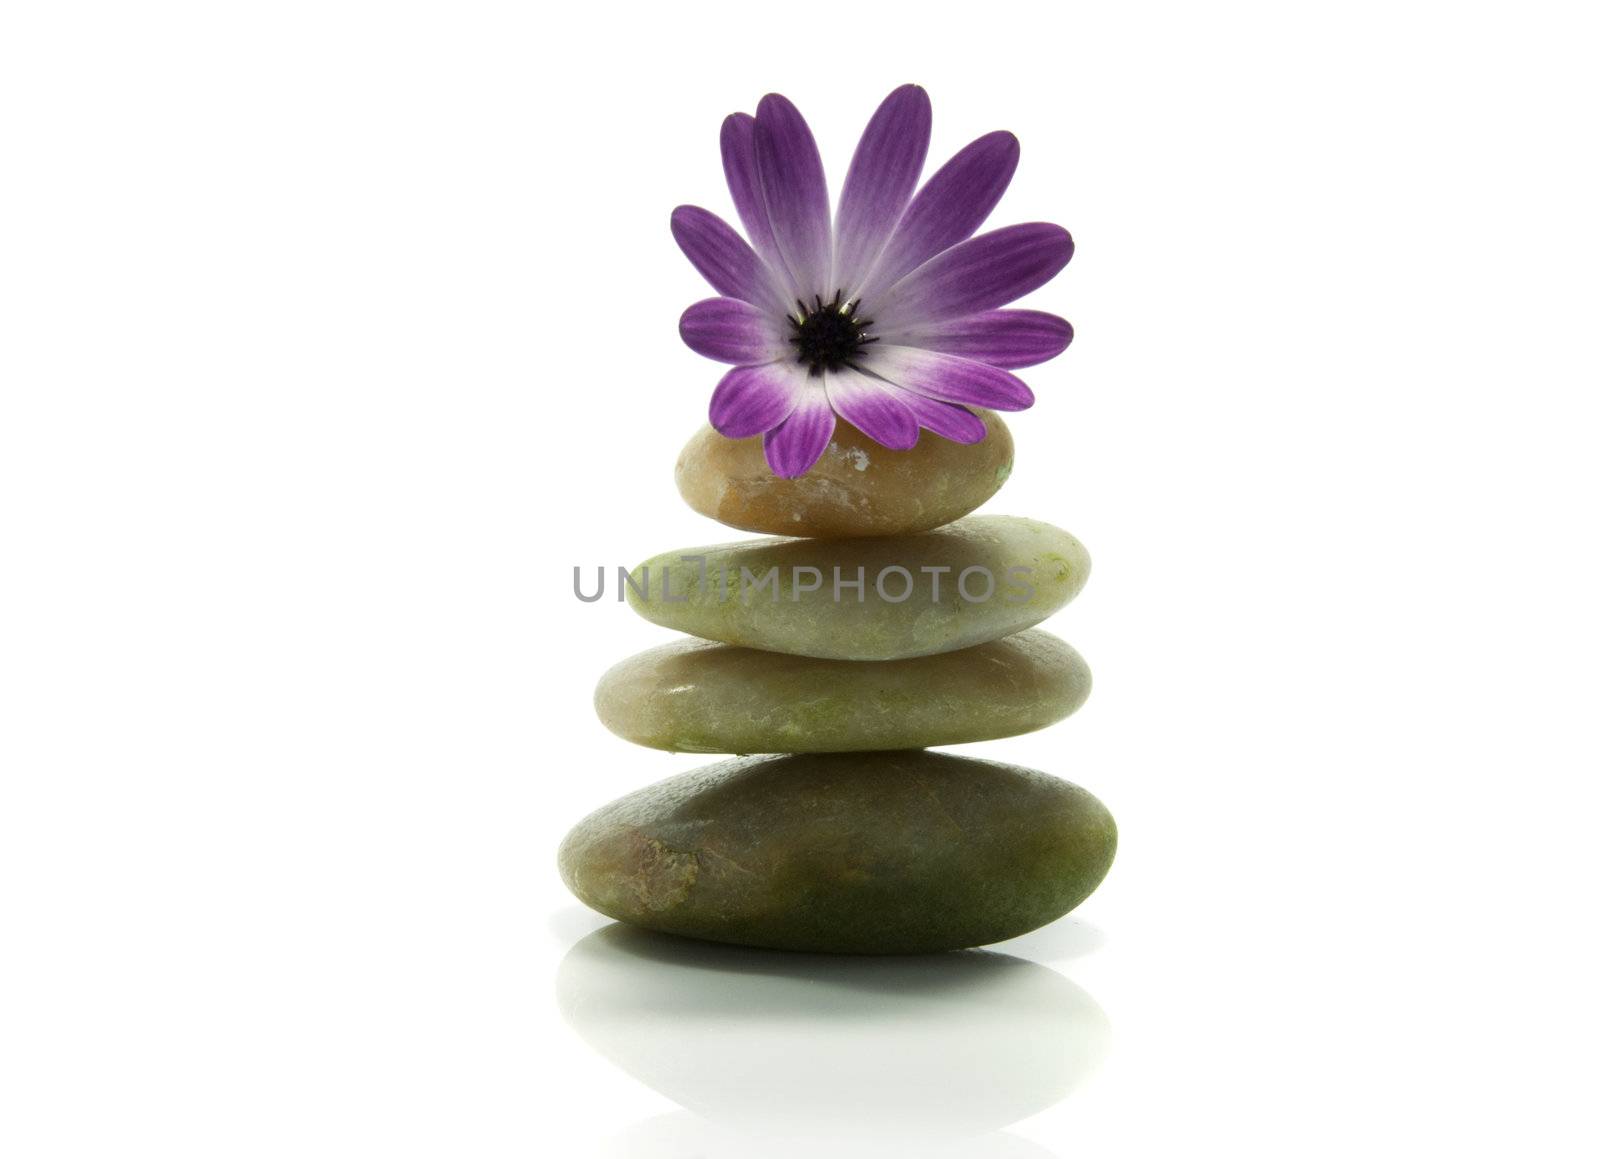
[672,84,1074,478]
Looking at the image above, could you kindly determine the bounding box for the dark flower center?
[787,291,876,376]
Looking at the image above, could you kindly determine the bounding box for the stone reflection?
[594,1112,1061,1159]
[556,924,1108,1154]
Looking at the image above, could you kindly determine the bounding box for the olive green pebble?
[557,750,1117,954]
[593,629,1091,754]
[624,514,1091,661]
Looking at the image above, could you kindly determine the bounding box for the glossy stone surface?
[625,514,1090,661]
[594,629,1090,753]
[557,751,1117,954]
[674,412,1014,538]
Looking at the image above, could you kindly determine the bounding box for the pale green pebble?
[594,629,1091,753]
[624,514,1090,661]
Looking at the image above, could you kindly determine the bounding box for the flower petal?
[824,366,920,451]
[886,388,988,444]
[754,94,832,300]
[872,223,1073,332]
[855,130,1020,306]
[832,85,932,302]
[670,205,787,316]
[680,298,786,364]
[869,346,1036,411]
[721,113,793,294]
[762,384,835,477]
[882,309,1074,369]
[709,361,806,438]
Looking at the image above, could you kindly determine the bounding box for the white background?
[3,2,1598,1155]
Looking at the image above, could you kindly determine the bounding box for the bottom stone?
[558,751,1117,954]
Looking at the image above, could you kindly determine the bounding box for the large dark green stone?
[557,751,1116,954]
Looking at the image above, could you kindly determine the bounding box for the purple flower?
[672,85,1074,478]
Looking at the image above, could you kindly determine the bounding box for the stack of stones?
[558,412,1116,954]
